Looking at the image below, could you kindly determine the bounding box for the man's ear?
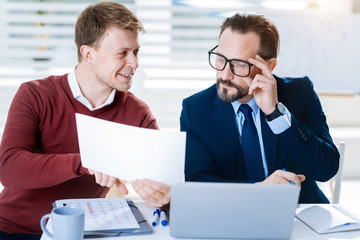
[80,45,94,64]
[266,58,277,72]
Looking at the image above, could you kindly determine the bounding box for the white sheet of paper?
[76,113,185,184]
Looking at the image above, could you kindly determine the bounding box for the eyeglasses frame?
[208,45,254,77]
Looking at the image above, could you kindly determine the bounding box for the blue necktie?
[239,104,265,181]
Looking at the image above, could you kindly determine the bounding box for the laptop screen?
[170,182,300,239]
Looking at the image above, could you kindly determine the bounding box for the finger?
[255,55,267,63]
[260,170,282,184]
[94,171,102,185]
[248,77,270,95]
[132,180,169,208]
[272,178,291,185]
[266,170,298,185]
[252,73,275,83]
[115,179,129,195]
[99,174,110,187]
[142,180,170,201]
[248,56,267,70]
[297,174,306,182]
[251,55,269,68]
[105,176,116,188]
[289,177,301,186]
[281,171,303,186]
[132,180,156,206]
[247,74,261,95]
[251,72,276,87]
[249,72,275,86]
[142,178,171,194]
[134,180,161,200]
[248,56,273,78]
[262,176,289,185]
[142,179,171,207]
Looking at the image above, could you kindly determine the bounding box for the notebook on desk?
[170,182,300,239]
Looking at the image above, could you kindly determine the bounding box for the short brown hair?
[75,1,144,62]
[220,13,279,59]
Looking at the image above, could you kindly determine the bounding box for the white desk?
[41,202,360,240]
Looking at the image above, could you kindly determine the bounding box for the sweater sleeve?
[140,108,159,130]
[0,83,88,189]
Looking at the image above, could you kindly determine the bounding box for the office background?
[0,0,359,203]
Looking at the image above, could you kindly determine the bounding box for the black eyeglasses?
[208,45,253,77]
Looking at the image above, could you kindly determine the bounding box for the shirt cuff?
[266,108,291,134]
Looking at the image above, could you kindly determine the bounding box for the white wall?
[0,0,359,186]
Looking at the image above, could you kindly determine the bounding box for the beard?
[216,78,248,102]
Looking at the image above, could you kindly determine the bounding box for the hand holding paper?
[76,113,186,185]
[88,169,129,195]
[88,169,170,207]
[132,179,171,208]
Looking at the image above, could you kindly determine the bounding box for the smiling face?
[90,26,140,92]
[216,28,261,103]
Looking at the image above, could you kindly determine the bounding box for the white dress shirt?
[67,67,116,111]
[231,98,292,177]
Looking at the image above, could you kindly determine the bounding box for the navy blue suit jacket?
[180,76,339,203]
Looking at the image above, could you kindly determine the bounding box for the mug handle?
[40,213,54,239]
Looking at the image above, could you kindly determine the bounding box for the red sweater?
[0,74,158,234]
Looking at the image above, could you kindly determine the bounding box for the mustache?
[217,78,236,87]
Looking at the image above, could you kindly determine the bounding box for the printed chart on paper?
[54,198,139,231]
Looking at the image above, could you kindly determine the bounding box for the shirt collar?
[68,67,82,99]
[68,67,116,111]
[231,97,259,115]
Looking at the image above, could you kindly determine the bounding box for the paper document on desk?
[296,205,360,234]
[76,113,186,184]
[54,198,139,231]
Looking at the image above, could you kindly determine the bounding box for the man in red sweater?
[0,2,170,239]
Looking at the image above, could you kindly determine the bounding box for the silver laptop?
[170,182,300,239]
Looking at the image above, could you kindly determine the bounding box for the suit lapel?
[260,111,278,175]
[212,95,245,173]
